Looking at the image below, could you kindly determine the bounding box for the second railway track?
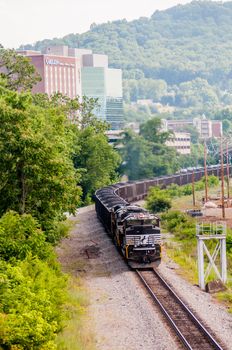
[136,268,224,350]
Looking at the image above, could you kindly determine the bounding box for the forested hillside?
[21,1,232,107]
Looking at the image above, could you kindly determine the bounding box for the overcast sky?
[0,0,219,48]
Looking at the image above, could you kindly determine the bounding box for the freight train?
[95,165,231,268]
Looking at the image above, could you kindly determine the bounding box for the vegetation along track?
[136,269,224,350]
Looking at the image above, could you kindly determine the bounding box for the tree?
[119,122,178,180]
[74,122,121,203]
[0,84,81,230]
[119,132,156,180]
[140,117,171,143]
[0,47,41,91]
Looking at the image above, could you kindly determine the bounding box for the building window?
[68,68,71,97]
[72,68,75,97]
[45,65,49,94]
[59,67,62,92]
[54,66,58,92]
[50,66,53,94]
[64,67,66,94]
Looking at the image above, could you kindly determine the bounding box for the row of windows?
[45,65,77,98]
[176,146,191,149]
[174,138,191,142]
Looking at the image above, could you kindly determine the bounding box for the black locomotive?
[95,165,231,268]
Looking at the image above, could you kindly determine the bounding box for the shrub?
[204,175,220,187]
[0,211,54,261]
[0,257,67,350]
[182,184,192,195]
[146,187,171,213]
[166,184,182,197]
[161,210,188,233]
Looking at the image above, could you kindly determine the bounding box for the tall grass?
[56,277,96,350]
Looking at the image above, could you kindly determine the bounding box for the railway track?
[136,269,224,350]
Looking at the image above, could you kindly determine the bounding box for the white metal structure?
[196,222,227,290]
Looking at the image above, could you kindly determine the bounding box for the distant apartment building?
[161,116,222,139]
[193,117,222,139]
[161,119,192,132]
[18,45,124,130]
[166,132,191,155]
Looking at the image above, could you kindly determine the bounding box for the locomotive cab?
[116,206,161,264]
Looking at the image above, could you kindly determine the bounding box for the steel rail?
[136,269,224,350]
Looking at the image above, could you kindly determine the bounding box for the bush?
[182,184,192,195]
[0,211,54,261]
[166,184,182,197]
[45,219,72,245]
[146,187,171,213]
[161,210,188,233]
[0,257,67,350]
[207,175,220,187]
[161,210,195,239]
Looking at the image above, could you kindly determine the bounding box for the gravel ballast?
[58,205,232,350]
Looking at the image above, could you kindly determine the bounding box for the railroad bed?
[137,269,224,350]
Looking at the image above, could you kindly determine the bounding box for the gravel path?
[58,206,179,350]
[57,205,232,350]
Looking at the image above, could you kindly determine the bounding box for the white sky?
[0,0,219,48]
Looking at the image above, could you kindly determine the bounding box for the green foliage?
[0,211,54,261]
[123,78,167,102]
[161,210,188,233]
[146,187,171,213]
[178,143,204,169]
[0,257,67,350]
[73,119,121,204]
[226,230,232,254]
[0,85,82,231]
[0,48,41,91]
[205,175,219,187]
[119,118,178,180]
[140,117,171,143]
[161,210,195,240]
[0,49,119,350]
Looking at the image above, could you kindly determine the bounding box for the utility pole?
[221,139,225,219]
[192,169,196,206]
[204,140,208,203]
[226,143,230,201]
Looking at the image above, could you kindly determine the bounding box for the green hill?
[21,1,232,108]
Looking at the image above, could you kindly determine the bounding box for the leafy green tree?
[175,78,219,108]
[119,132,156,180]
[119,119,178,180]
[0,47,41,91]
[74,121,121,203]
[140,117,171,143]
[0,85,81,231]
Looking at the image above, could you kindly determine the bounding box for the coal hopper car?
[95,183,161,268]
[95,165,232,268]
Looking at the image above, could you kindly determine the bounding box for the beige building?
[166,132,191,155]
[161,117,222,139]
